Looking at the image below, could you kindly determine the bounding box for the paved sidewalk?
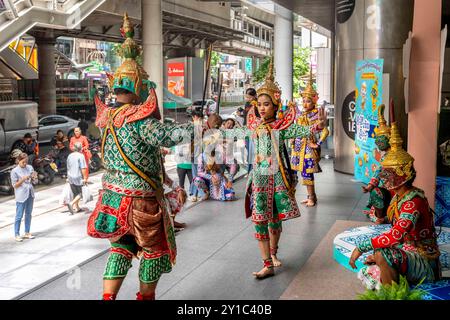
[0,157,245,300]
[0,173,104,300]
[17,159,371,300]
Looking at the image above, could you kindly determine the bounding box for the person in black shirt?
[78,116,89,136]
[11,133,37,165]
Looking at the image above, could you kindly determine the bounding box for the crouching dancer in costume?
[221,59,327,278]
[349,120,441,288]
[87,13,194,300]
[361,103,392,224]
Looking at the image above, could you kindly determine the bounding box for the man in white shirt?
[66,142,88,214]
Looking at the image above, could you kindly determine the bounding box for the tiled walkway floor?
[18,159,372,300]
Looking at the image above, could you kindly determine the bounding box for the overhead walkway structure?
[0,0,107,52]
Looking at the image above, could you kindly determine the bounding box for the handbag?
[59,183,73,206]
[82,185,93,204]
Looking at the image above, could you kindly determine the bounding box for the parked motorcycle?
[88,138,103,173]
[33,155,58,185]
[46,148,68,179]
[0,163,15,195]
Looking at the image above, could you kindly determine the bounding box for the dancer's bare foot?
[271,255,282,267]
[252,266,274,279]
[303,194,317,207]
[202,192,210,201]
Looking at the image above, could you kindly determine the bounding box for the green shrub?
[357,276,426,300]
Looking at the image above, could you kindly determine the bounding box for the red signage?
[167,62,185,77]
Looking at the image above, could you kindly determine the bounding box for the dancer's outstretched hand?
[317,107,327,129]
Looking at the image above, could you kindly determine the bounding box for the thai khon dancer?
[87,13,194,300]
[290,75,329,207]
[220,60,327,279]
[361,102,393,224]
[350,120,441,289]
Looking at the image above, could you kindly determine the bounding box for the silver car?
[38,115,79,144]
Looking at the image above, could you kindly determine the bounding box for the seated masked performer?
[87,13,194,301]
[290,75,329,207]
[349,121,441,288]
[221,59,327,278]
[362,103,392,224]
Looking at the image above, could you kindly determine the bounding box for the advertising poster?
[167,62,185,97]
[354,59,384,184]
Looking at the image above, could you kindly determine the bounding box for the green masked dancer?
[87,13,194,300]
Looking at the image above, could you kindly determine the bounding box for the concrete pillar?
[408,0,442,207]
[252,56,257,76]
[334,0,414,174]
[274,4,293,102]
[142,0,164,117]
[36,33,57,115]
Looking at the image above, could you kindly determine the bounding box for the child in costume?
[350,121,441,288]
[221,60,327,278]
[290,75,329,207]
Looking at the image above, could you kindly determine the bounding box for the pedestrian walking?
[10,152,38,242]
[70,127,91,178]
[66,142,88,214]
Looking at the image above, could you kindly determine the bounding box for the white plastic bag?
[59,183,73,206]
[82,185,93,204]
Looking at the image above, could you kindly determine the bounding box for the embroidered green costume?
[218,63,321,241]
[87,14,193,295]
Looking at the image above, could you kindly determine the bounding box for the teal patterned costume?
[88,93,193,283]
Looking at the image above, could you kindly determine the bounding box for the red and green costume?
[88,92,193,285]
[357,188,441,284]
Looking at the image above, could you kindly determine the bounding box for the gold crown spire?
[112,12,143,96]
[381,122,414,178]
[374,104,390,137]
[257,56,282,106]
[301,69,318,101]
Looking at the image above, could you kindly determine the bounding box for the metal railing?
[221,92,244,103]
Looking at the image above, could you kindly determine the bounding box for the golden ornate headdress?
[381,122,415,180]
[112,12,143,96]
[301,71,318,103]
[256,56,282,107]
[374,104,390,137]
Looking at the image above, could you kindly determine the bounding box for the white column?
[274,4,293,102]
[142,0,164,117]
[36,34,57,115]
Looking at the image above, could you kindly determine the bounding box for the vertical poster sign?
[245,58,252,74]
[167,62,185,97]
[354,59,384,183]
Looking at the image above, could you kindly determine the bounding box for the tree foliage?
[210,50,221,78]
[252,45,311,98]
[293,46,312,98]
